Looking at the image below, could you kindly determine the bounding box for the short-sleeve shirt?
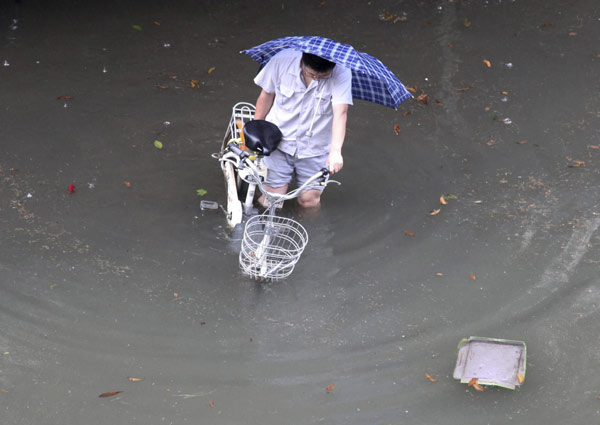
[254,49,353,158]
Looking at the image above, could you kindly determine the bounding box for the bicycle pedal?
[200,200,219,210]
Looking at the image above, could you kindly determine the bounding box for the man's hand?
[327,150,343,174]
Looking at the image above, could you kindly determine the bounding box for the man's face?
[301,63,332,81]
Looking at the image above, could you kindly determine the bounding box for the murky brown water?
[2,1,600,424]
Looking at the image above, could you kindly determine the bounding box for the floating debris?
[454,337,526,390]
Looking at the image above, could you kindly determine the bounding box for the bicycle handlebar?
[243,158,333,203]
[220,145,340,206]
[226,143,249,159]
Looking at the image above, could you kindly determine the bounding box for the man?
[253,49,352,210]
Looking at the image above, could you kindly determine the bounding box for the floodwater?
[2,0,600,424]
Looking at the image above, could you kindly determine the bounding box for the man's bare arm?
[254,90,275,120]
[327,103,349,174]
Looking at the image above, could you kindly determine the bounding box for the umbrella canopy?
[241,36,412,109]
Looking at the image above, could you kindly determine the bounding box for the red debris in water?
[68,184,76,194]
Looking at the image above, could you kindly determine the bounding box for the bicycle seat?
[242,120,282,156]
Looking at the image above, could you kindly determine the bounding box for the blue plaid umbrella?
[241,36,412,109]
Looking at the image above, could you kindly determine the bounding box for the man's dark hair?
[301,52,336,73]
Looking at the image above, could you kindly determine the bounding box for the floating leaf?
[436,272,444,276]
[68,184,76,194]
[393,124,401,135]
[516,140,528,145]
[429,208,441,216]
[207,67,216,74]
[568,160,585,168]
[416,93,429,105]
[440,195,448,205]
[404,230,414,237]
[154,140,164,149]
[468,378,485,390]
[463,17,471,27]
[406,86,417,94]
[379,10,395,22]
[540,22,554,28]
[455,87,470,92]
[190,79,199,88]
[326,384,335,393]
[156,84,168,89]
[196,188,207,197]
[154,21,161,26]
[132,25,142,31]
[425,373,438,382]
[99,391,122,398]
[517,373,524,384]
[589,145,600,149]
[127,377,143,382]
[470,274,477,280]
[57,95,73,100]
[124,181,132,188]
[209,400,215,407]
[568,32,577,36]
[483,59,491,68]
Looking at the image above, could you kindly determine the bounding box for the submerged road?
[1,1,600,424]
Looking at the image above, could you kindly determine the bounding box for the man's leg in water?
[294,152,328,211]
[298,188,322,211]
[258,184,288,209]
[259,149,292,209]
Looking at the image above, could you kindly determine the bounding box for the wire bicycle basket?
[239,213,309,280]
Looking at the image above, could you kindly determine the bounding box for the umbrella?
[241,36,412,109]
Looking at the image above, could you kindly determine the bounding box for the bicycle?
[216,104,339,280]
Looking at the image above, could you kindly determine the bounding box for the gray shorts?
[264,149,328,190]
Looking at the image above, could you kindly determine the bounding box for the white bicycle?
[216,103,339,280]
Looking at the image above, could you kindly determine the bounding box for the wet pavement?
[2,0,600,424]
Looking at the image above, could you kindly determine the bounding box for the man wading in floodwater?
[252,49,353,210]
